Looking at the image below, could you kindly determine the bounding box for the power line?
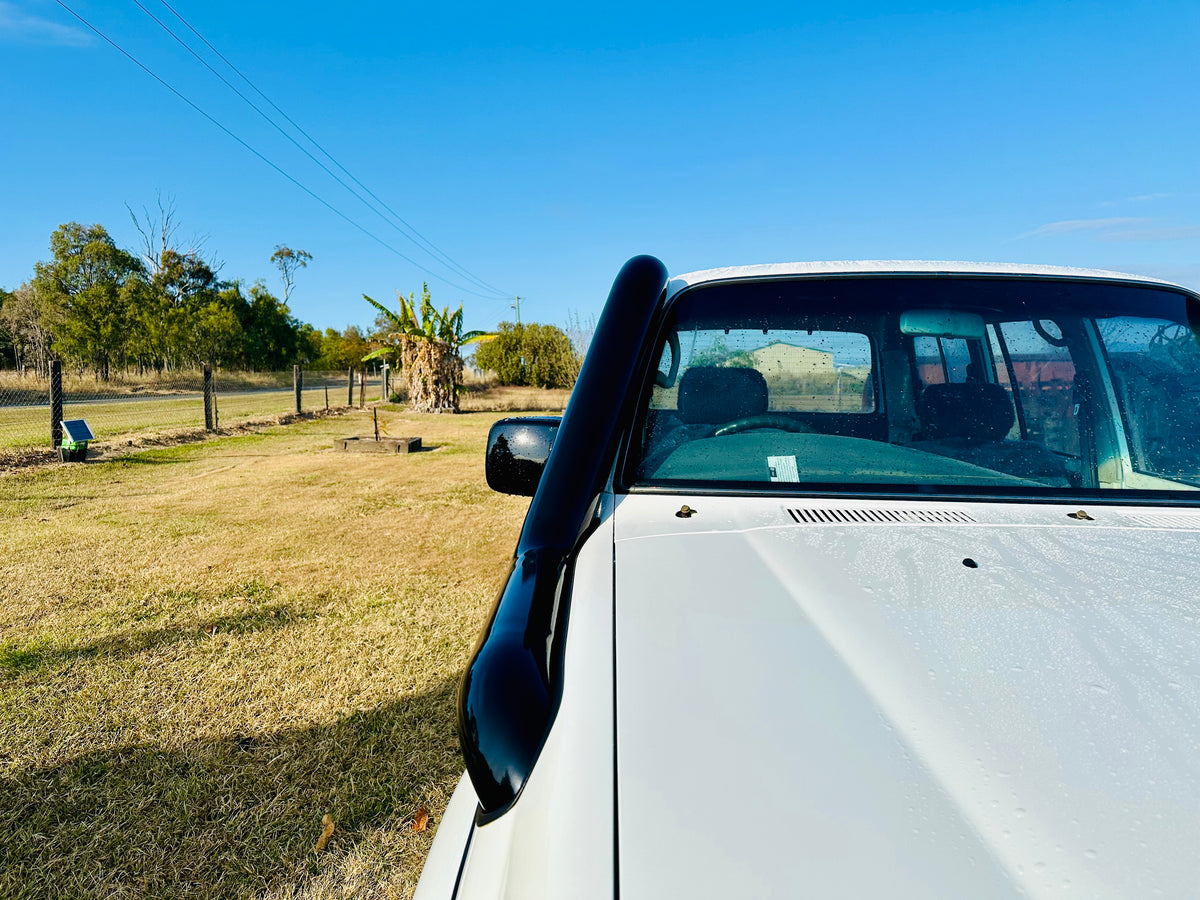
[52,0,509,303]
[150,0,511,300]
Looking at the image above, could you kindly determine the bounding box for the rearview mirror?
[485,416,561,496]
[900,309,986,340]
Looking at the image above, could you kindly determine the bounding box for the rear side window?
[1098,317,1200,481]
[996,320,1079,459]
[649,328,876,414]
[914,336,972,387]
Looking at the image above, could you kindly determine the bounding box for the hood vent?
[786,507,977,526]
[1125,513,1200,530]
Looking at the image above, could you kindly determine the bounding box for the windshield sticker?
[768,455,800,482]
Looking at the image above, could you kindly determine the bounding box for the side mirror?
[485,416,561,496]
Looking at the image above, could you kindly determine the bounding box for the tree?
[0,283,58,376]
[309,326,370,370]
[0,290,15,372]
[0,287,15,370]
[32,222,143,380]
[127,192,212,280]
[128,249,227,371]
[270,245,312,303]
[689,336,755,369]
[236,282,302,370]
[474,321,578,388]
[363,283,491,412]
[189,298,244,368]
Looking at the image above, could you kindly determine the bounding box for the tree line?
[1,216,590,390]
[0,220,369,379]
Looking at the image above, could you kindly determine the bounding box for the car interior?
[631,277,1200,493]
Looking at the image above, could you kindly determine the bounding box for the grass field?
[0,408,537,898]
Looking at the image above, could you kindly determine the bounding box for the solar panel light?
[59,419,95,462]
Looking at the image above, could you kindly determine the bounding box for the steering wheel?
[710,413,814,437]
[1033,319,1070,348]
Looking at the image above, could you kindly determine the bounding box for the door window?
[996,320,1079,459]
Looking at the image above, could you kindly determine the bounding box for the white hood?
[613,495,1200,899]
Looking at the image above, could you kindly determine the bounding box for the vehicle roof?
[666,260,1186,299]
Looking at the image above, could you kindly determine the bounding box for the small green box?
[59,419,94,462]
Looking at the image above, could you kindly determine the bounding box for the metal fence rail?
[0,366,383,454]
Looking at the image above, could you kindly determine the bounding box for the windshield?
[630,276,1200,497]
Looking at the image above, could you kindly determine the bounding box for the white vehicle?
[417,257,1200,899]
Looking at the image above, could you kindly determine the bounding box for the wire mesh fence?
[0,367,384,454]
[0,372,54,450]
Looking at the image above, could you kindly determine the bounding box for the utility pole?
[511,296,522,325]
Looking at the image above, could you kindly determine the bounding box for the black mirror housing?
[485,416,561,496]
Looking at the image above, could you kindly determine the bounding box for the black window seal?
[619,480,1200,507]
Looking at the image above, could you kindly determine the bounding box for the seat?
[638,367,770,476]
[918,382,1014,443]
[909,383,1072,486]
[677,366,769,424]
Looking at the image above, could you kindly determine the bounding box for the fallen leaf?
[412,806,430,833]
[315,814,335,852]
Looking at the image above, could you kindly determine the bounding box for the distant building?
[750,341,834,375]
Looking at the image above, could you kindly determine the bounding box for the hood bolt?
[675,504,697,519]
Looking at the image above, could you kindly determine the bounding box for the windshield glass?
[630,276,1200,496]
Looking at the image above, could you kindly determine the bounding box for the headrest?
[678,366,769,425]
[919,382,1015,442]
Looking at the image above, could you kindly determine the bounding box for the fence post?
[324,384,329,410]
[294,364,303,414]
[49,360,63,450]
[203,364,214,431]
[359,370,366,408]
[347,367,354,407]
[382,365,389,402]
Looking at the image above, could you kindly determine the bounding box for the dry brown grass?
[0,408,536,899]
[457,385,570,412]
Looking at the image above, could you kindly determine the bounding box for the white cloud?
[0,2,90,46]
[1098,193,1173,208]
[1020,217,1150,239]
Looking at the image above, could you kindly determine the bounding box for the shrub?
[473,322,578,389]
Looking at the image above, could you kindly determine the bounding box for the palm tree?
[363,284,492,412]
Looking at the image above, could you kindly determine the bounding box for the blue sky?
[2,0,1199,333]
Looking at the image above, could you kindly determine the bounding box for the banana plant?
[362,284,493,363]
